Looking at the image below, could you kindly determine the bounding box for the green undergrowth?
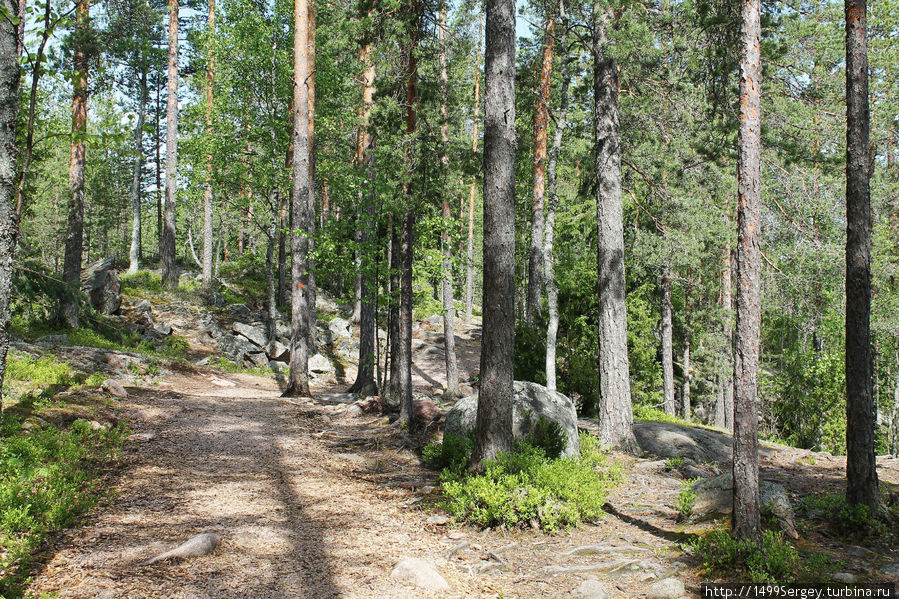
[0,416,127,596]
[691,529,837,583]
[799,492,889,537]
[207,356,273,377]
[424,431,622,532]
[120,270,205,303]
[3,352,112,411]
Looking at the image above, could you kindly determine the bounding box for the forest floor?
[18,295,899,598]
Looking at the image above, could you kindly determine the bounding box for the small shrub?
[675,478,699,520]
[692,529,801,582]
[120,270,163,293]
[438,433,620,532]
[664,456,685,471]
[422,433,473,473]
[520,417,567,459]
[800,492,885,536]
[633,405,692,426]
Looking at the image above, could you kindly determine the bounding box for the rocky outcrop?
[691,472,798,538]
[445,381,581,458]
[81,258,121,315]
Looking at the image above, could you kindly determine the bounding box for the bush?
[692,529,800,582]
[438,433,621,532]
[675,478,699,520]
[0,416,127,595]
[520,416,567,460]
[120,270,162,293]
[422,433,473,473]
[800,492,885,536]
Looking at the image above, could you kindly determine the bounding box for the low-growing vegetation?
[0,417,127,596]
[691,528,836,583]
[424,431,621,532]
[675,477,699,521]
[799,492,888,537]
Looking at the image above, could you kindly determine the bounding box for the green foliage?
[513,323,547,387]
[422,433,473,473]
[692,529,804,583]
[120,270,163,294]
[0,416,127,595]
[675,477,699,521]
[633,405,693,426]
[799,493,885,536]
[664,456,685,471]
[438,433,621,532]
[520,416,567,460]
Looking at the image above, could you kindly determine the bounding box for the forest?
[0,0,898,593]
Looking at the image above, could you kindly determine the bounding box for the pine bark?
[0,0,22,421]
[388,226,402,407]
[464,16,482,323]
[161,0,179,290]
[439,5,460,399]
[592,6,637,453]
[682,292,691,420]
[61,0,91,328]
[715,242,734,431]
[544,2,569,393]
[844,0,879,512]
[202,0,216,288]
[129,69,148,274]
[733,0,763,545]
[283,0,314,398]
[349,28,378,396]
[661,265,675,414]
[525,16,555,325]
[470,0,516,470]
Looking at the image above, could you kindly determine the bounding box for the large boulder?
[445,381,581,458]
[328,317,351,340]
[309,353,333,375]
[232,322,267,348]
[691,472,798,538]
[266,340,290,362]
[81,258,121,315]
[219,333,257,364]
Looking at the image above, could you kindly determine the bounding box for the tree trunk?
[129,68,148,274]
[845,0,879,512]
[661,265,675,414]
[61,0,91,328]
[0,0,22,421]
[438,4,460,399]
[682,309,691,419]
[265,193,278,341]
[349,25,378,396]
[525,16,555,325]
[470,0,516,471]
[733,0,763,545]
[156,76,163,260]
[202,0,216,288]
[305,2,317,355]
[388,225,401,407]
[161,0,179,290]
[15,0,51,220]
[714,242,734,431]
[277,190,288,307]
[592,6,637,453]
[283,0,314,398]
[544,1,569,393]
[399,210,415,427]
[464,15,482,323]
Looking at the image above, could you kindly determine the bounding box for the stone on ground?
[413,398,441,422]
[309,353,333,374]
[232,322,267,347]
[647,577,685,599]
[36,334,68,345]
[81,258,122,315]
[691,472,798,538]
[101,379,128,398]
[570,576,608,598]
[445,381,580,458]
[390,557,450,592]
[328,317,351,340]
[265,339,290,362]
[633,421,733,463]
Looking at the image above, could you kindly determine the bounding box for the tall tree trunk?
[202,0,216,288]
[349,20,377,396]
[714,241,734,431]
[845,0,879,512]
[388,225,401,408]
[156,76,162,260]
[682,288,691,419]
[129,68,148,274]
[61,0,91,328]
[544,1,568,393]
[265,193,278,340]
[284,0,314,397]
[15,0,52,219]
[733,0,763,545]
[438,4,460,399]
[277,191,288,307]
[470,0,516,471]
[525,16,554,325]
[305,1,317,355]
[161,0,179,290]
[592,6,636,452]
[0,0,22,422]
[464,15,482,322]
[661,265,675,414]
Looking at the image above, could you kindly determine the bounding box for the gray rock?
[36,334,68,345]
[228,304,252,320]
[424,314,442,325]
[832,572,857,584]
[218,334,257,364]
[692,472,798,537]
[81,258,122,315]
[316,293,339,313]
[309,353,333,374]
[232,322,267,347]
[390,557,450,592]
[153,323,173,336]
[445,381,581,458]
[101,379,128,398]
[880,563,899,577]
[269,361,287,373]
[647,578,685,599]
[133,299,153,313]
[570,577,608,599]
[89,420,108,431]
[245,351,269,368]
[633,421,733,463]
[266,340,290,362]
[328,317,351,339]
